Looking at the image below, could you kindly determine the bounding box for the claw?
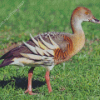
[24,89,37,95]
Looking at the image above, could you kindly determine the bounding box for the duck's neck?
[71,16,84,34]
[71,16,85,54]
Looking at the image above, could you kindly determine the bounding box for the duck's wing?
[0,32,73,70]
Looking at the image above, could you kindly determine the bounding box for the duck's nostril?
[94,19,100,22]
[89,18,100,23]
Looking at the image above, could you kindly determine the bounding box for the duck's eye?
[85,11,89,15]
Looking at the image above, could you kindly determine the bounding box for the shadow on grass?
[0,77,46,89]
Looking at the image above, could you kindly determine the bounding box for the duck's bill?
[89,18,100,24]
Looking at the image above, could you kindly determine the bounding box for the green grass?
[0,0,100,100]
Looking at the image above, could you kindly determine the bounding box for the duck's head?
[71,7,100,24]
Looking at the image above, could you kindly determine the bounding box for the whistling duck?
[0,7,100,95]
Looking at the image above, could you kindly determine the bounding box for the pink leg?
[24,67,37,95]
[45,71,52,93]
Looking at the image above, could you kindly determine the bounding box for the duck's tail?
[0,58,13,68]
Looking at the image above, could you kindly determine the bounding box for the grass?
[0,0,100,100]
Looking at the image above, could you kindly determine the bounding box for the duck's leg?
[24,67,37,95]
[45,70,52,93]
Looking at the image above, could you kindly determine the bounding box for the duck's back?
[0,32,74,67]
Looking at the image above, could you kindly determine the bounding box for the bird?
[0,7,100,95]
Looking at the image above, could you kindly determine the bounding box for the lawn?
[0,0,100,100]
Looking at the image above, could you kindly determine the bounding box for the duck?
[0,7,100,95]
